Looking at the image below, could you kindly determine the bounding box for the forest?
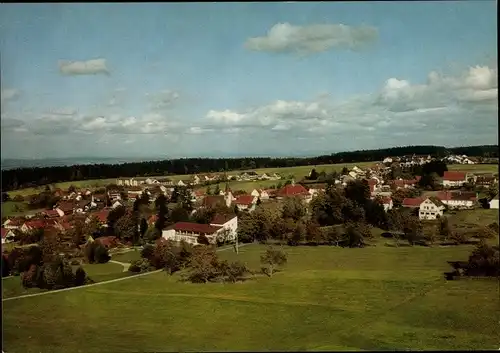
[1,145,497,191]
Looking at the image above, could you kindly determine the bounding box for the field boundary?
[2,243,249,302]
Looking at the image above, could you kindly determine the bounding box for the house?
[75,200,92,213]
[418,197,445,220]
[383,157,393,164]
[234,195,257,212]
[161,222,224,245]
[86,209,110,227]
[489,194,499,209]
[442,171,467,188]
[437,191,477,209]
[1,228,16,244]
[391,179,418,190]
[21,219,48,233]
[475,174,498,186]
[375,196,393,212]
[55,202,75,216]
[111,200,125,209]
[42,209,61,219]
[250,189,270,200]
[191,175,201,185]
[55,218,73,233]
[108,191,122,201]
[259,173,271,180]
[202,195,230,208]
[402,197,425,208]
[177,180,188,187]
[2,217,23,230]
[145,178,160,185]
[210,214,238,242]
[276,184,312,203]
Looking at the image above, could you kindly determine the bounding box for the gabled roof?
[93,209,110,223]
[276,184,309,197]
[202,195,225,207]
[426,196,445,207]
[43,209,61,218]
[166,222,222,235]
[210,213,236,225]
[437,191,477,201]
[443,171,466,181]
[402,197,424,207]
[234,195,255,206]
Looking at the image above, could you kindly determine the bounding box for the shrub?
[21,264,39,288]
[70,259,81,266]
[84,243,96,263]
[466,242,499,277]
[129,259,154,273]
[260,246,287,277]
[197,234,210,245]
[140,244,155,260]
[74,267,87,286]
[93,245,110,263]
[2,254,10,277]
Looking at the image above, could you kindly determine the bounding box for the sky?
[0,2,498,159]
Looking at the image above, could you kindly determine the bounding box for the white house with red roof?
[442,171,468,188]
[418,197,445,220]
[276,183,312,203]
[210,214,238,242]
[234,195,258,212]
[3,217,24,230]
[437,191,477,209]
[375,196,393,212]
[162,222,223,245]
[1,228,16,244]
[402,197,425,208]
[250,189,270,200]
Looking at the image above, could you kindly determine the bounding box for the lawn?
[2,261,129,300]
[447,164,498,174]
[111,250,142,264]
[446,208,499,227]
[1,201,45,218]
[7,179,116,198]
[3,244,498,352]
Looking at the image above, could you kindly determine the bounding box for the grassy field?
[1,201,46,218]
[3,244,498,352]
[446,209,498,227]
[447,164,498,173]
[111,250,142,264]
[2,262,129,299]
[7,179,116,198]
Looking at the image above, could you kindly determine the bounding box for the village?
[1,153,498,247]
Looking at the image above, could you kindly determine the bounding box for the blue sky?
[1,2,497,159]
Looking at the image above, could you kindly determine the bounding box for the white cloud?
[376,65,498,112]
[1,88,20,103]
[245,22,378,55]
[201,64,497,144]
[58,58,110,76]
[45,107,77,116]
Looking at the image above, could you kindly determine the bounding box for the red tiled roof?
[415,176,422,182]
[402,197,424,207]
[24,219,46,229]
[95,209,110,223]
[5,218,23,226]
[443,171,466,181]
[43,209,61,218]
[167,222,222,234]
[277,184,309,197]
[437,191,477,201]
[1,228,9,239]
[202,195,225,207]
[377,197,392,204]
[211,214,236,225]
[194,190,205,197]
[57,201,74,213]
[234,195,255,206]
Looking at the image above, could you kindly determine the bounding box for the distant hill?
[1,144,497,191]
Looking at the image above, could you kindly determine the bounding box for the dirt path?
[109,260,131,272]
[3,243,249,302]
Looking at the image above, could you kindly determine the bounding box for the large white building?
[489,194,499,209]
[161,214,238,245]
[418,198,445,220]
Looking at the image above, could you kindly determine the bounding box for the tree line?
[2,145,497,191]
